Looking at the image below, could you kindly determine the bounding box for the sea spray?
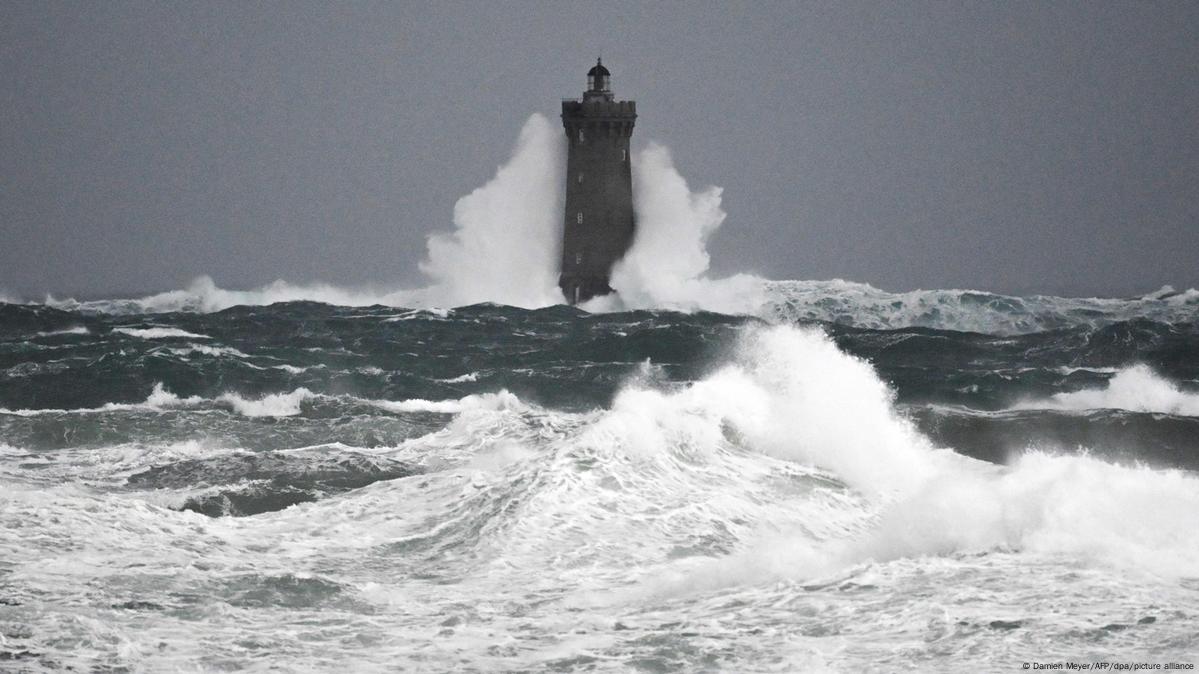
[31,122,768,315]
[598,143,766,313]
[864,450,1199,577]
[417,114,566,308]
[589,325,936,494]
[34,114,568,314]
[726,328,1199,580]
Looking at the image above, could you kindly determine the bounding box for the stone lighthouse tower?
[558,59,637,304]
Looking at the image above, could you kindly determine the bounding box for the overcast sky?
[2,1,1196,299]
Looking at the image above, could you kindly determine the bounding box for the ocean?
[2,279,1198,671]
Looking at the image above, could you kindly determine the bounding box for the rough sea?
[2,279,1198,672]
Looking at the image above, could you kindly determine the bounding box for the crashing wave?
[567,325,1199,580]
[1012,364,1199,417]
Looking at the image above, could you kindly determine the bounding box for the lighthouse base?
[558,274,614,305]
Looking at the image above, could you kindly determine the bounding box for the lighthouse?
[558,59,637,305]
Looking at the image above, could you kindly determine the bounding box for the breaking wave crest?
[0,383,525,419]
[761,280,1199,334]
[578,325,1199,582]
[36,326,90,336]
[1013,364,1199,416]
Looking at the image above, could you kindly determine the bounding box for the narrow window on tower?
[575,252,582,265]
[622,148,627,161]
[578,129,584,143]
[577,173,583,183]
[577,212,583,224]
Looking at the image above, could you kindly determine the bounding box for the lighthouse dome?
[586,59,611,93]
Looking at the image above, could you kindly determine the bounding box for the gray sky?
[2,1,1196,299]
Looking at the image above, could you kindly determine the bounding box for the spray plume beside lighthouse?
[558,59,637,305]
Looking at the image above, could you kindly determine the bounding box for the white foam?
[128,383,317,417]
[1052,366,1121,375]
[0,383,527,420]
[588,325,1199,582]
[271,364,321,374]
[862,450,1199,577]
[384,308,454,321]
[143,382,205,409]
[1,438,239,491]
[590,326,936,496]
[166,344,249,358]
[113,327,210,340]
[439,372,480,383]
[367,390,525,415]
[0,382,201,416]
[0,383,283,417]
[1015,364,1199,416]
[218,388,314,417]
[36,327,90,337]
[730,329,1199,579]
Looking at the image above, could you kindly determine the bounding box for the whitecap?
[36,327,90,337]
[1014,364,1199,416]
[113,327,211,340]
